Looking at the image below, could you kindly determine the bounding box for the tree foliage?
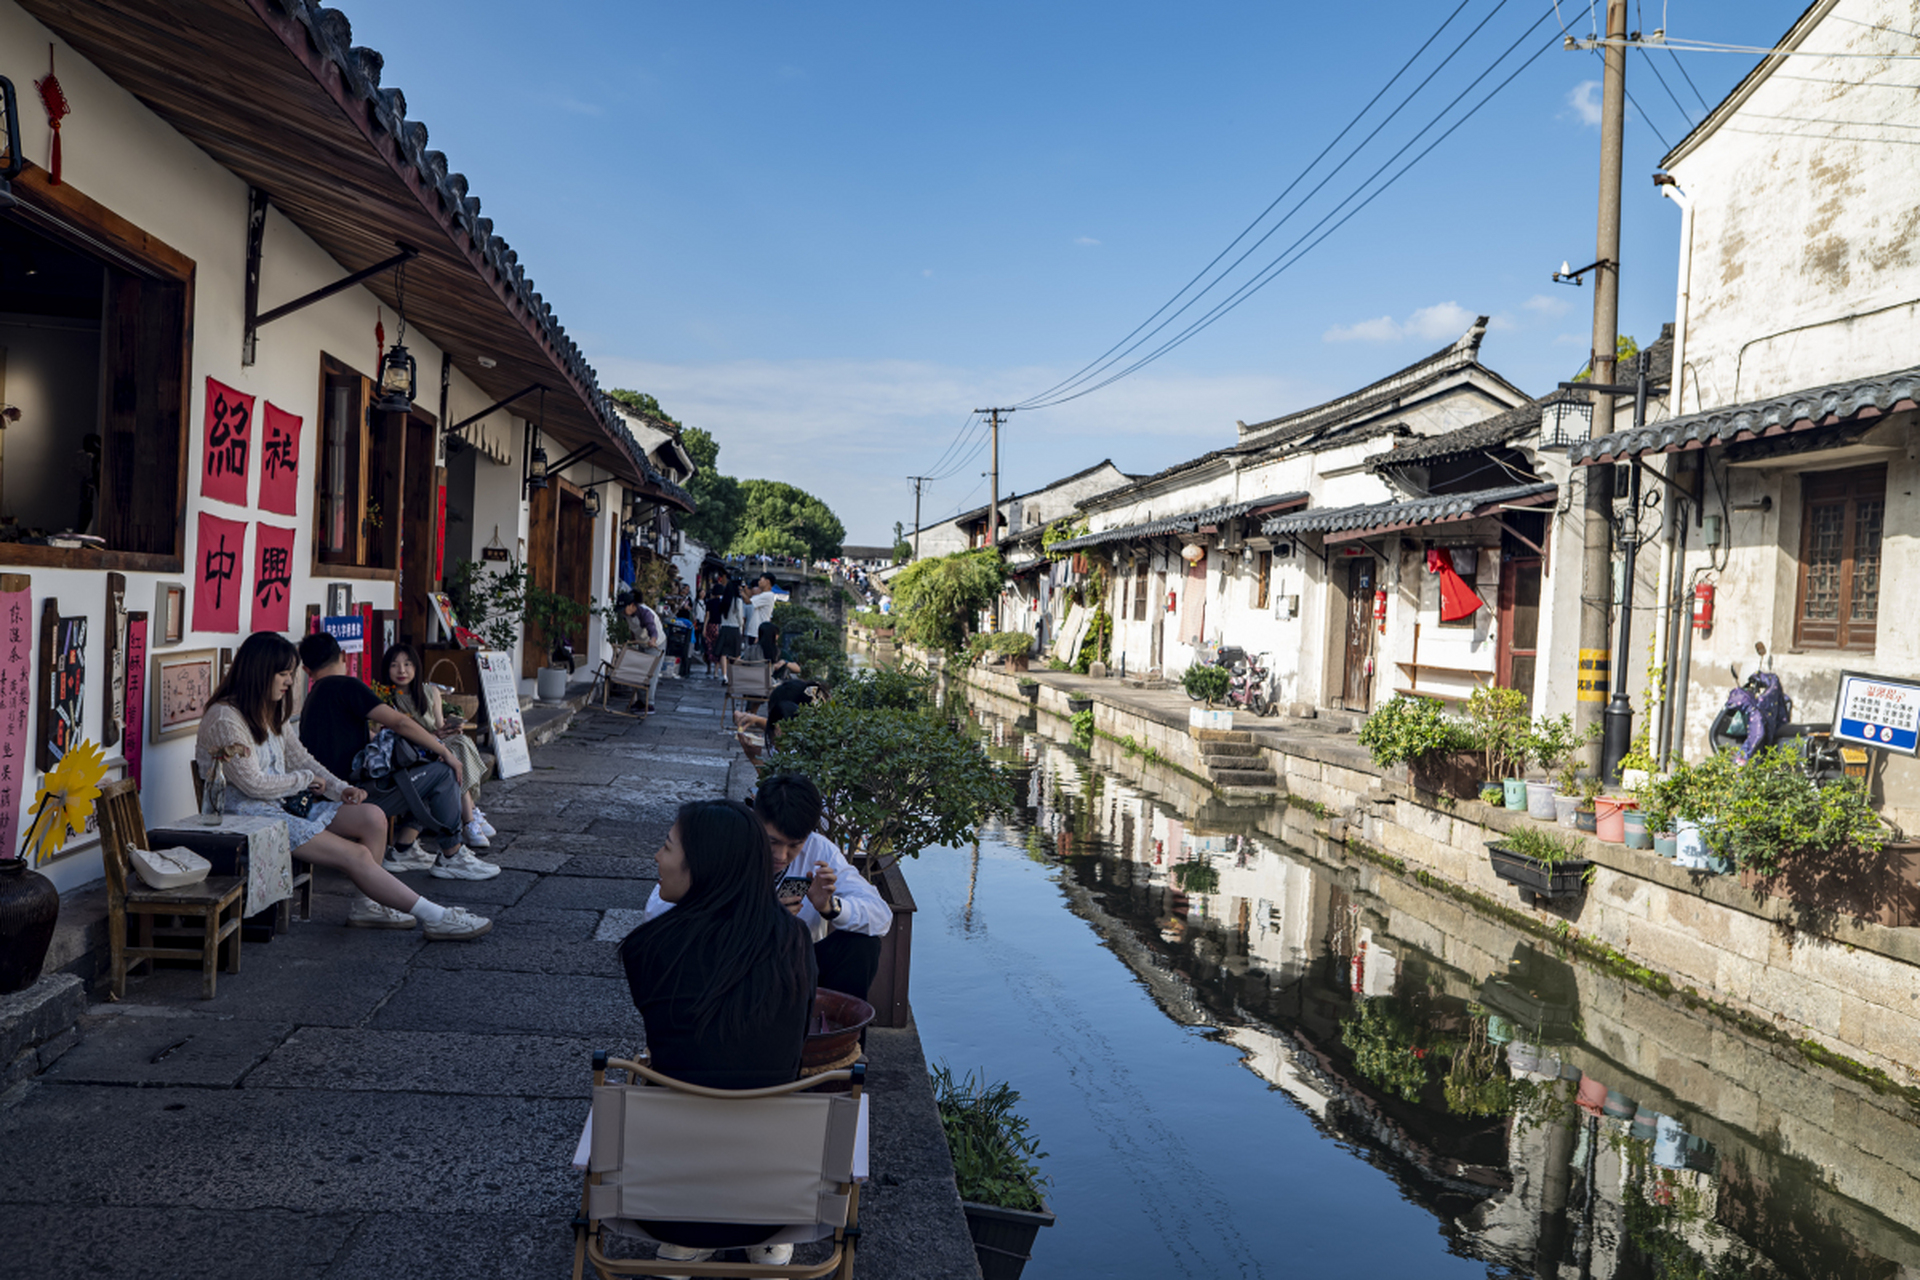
[892,521,912,565]
[732,479,846,560]
[678,426,747,552]
[1572,334,1640,383]
[891,549,1007,652]
[606,388,680,426]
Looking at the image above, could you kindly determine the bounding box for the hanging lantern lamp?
[373,259,417,413]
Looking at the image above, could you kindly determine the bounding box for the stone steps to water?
[1199,741,1260,759]
[1209,766,1279,788]
[1192,728,1254,744]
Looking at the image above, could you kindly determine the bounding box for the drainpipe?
[1654,176,1695,767]
[1657,177,1694,418]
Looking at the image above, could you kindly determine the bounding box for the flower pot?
[535,664,570,702]
[802,989,876,1072]
[1486,841,1592,900]
[1525,781,1557,820]
[1188,706,1233,732]
[1653,832,1678,858]
[1017,680,1040,703]
[1594,796,1634,843]
[1408,749,1483,800]
[963,1195,1056,1280]
[0,858,61,995]
[1622,809,1652,850]
[1574,809,1597,834]
[1553,794,1581,826]
[1067,696,1094,715]
[1502,778,1527,810]
[1674,818,1711,869]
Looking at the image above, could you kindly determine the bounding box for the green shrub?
[770,601,847,684]
[1503,824,1584,867]
[1524,712,1599,777]
[1181,663,1231,707]
[1073,609,1112,673]
[1069,708,1094,750]
[966,631,1035,665]
[891,550,1006,652]
[1341,998,1430,1103]
[834,664,933,712]
[1358,695,1473,769]
[1467,686,1530,779]
[931,1064,1049,1212]
[1642,745,1886,876]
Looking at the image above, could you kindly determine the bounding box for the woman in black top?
[619,800,816,1254]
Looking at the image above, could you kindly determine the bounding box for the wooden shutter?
[98,269,186,557]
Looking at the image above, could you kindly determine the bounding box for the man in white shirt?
[748,573,781,663]
[638,773,891,999]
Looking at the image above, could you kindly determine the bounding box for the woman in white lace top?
[194,633,491,941]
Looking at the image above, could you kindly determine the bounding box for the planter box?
[963,1196,1056,1280]
[1067,697,1095,715]
[866,860,918,1029]
[1487,842,1592,900]
[1188,706,1234,733]
[1739,842,1920,928]
[1016,681,1040,702]
[1407,749,1482,800]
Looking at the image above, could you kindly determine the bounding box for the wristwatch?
[823,895,844,921]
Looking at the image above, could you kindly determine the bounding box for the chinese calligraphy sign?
[37,598,87,772]
[194,512,248,634]
[124,613,147,786]
[0,580,30,860]
[201,377,255,507]
[259,401,302,516]
[252,523,297,633]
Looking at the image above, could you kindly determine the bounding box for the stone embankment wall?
[925,648,1920,1086]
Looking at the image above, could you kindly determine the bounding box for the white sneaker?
[749,1243,794,1266]
[431,846,502,880]
[464,820,491,848]
[652,1242,715,1279]
[382,843,436,873]
[473,812,497,838]
[421,905,492,941]
[346,897,417,929]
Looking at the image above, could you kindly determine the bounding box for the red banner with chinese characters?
[124,614,147,786]
[200,377,255,507]
[251,523,297,633]
[0,586,30,860]
[194,513,248,633]
[258,402,302,516]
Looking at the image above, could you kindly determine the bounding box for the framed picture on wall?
[151,647,217,744]
[326,583,352,617]
[154,581,186,646]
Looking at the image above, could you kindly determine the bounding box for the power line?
[1017,0,1535,410]
[1637,46,1695,125]
[1021,13,1561,409]
[1623,83,1674,150]
[920,410,981,481]
[1010,0,1481,410]
[1665,46,1712,110]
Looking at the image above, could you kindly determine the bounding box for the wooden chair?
[191,761,313,930]
[95,778,245,1001]
[591,645,664,716]
[573,1053,865,1280]
[723,660,775,728]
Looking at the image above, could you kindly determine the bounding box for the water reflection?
[936,685,1920,1279]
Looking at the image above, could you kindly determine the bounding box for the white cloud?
[1523,293,1571,317]
[1074,236,1101,246]
[1323,315,1403,343]
[921,268,934,278]
[1323,301,1479,344]
[594,355,1307,542]
[1567,80,1603,127]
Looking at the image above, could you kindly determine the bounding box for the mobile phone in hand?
[775,875,812,906]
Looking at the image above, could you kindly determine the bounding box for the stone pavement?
[0,669,978,1280]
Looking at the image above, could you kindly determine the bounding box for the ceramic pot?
[1653,832,1678,858]
[1595,796,1633,843]
[1502,778,1527,811]
[0,858,61,995]
[1622,809,1652,850]
[1575,809,1597,834]
[1553,794,1581,826]
[1526,781,1557,820]
[1675,818,1711,868]
[536,665,570,702]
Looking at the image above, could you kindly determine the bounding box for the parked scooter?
[1185,646,1277,717]
[1707,666,1858,784]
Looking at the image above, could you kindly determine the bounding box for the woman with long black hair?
[377,642,492,848]
[194,632,491,941]
[618,799,817,1268]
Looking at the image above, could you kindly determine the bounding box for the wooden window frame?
[1792,464,1885,652]
[312,354,406,581]
[1,167,193,573]
[1252,550,1272,610]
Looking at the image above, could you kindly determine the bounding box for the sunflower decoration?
[23,740,109,865]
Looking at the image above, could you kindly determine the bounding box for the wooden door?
[1498,556,1543,714]
[524,480,560,676]
[1341,558,1376,710]
[555,488,593,649]
[399,414,439,646]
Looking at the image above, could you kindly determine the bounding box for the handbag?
[281,791,316,819]
[129,845,211,891]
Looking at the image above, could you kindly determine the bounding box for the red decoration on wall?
[194,513,248,634]
[35,46,69,186]
[0,586,31,857]
[200,378,255,507]
[251,524,297,633]
[1426,549,1483,623]
[258,402,302,516]
[124,614,147,787]
[435,481,448,583]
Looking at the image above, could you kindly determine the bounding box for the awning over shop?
[1571,364,1920,465]
[1050,492,1309,553]
[1261,481,1555,544]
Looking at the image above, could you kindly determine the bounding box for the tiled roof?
[1571,364,1920,465]
[1261,482,1556,538]
[1368,399,1546,471]
[1051,493,1308,553]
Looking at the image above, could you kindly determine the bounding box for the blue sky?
[348,1,1805,544]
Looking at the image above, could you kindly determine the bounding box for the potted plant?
[1358,695,1478,798]
[1466,686,1529,805]
[1574,775,1600,834]
[1552,765,1582,826]
[1523,714,1599,820]
[933,1064,1054,1280]
[524,586,589,702]
[1594,791,1635,844]
[1016,676,1040,702]
[1487,825,1593,901]
[1479,783,1505,805]
[1618,727,1660,790]
[1182,662,1233,732]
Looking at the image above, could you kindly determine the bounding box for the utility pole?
[907,475,931,560]
[974,407,1015,550]
[1576,0,1629,765]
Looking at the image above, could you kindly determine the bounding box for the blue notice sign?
[1832,670,1920,756]
[320,614,365,655]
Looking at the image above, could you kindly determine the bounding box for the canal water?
[908,685,1920,1280]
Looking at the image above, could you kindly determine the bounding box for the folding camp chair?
[572,1053,865,1280]
[591,645,665,716]
[723,660,774,727]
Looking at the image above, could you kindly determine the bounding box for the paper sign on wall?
[320,615,363,654]
[475,649,531,779]
[124,613,147,787]
[258,402,302,516]
[194,512,249,634]
[0,585,30,860]
[201,377,255,507]
[251,523,297,633]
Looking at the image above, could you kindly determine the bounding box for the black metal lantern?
[583,486,601,518]
[1538,394,1594,452]
[374,341,416,413]
[527,444,549,492]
